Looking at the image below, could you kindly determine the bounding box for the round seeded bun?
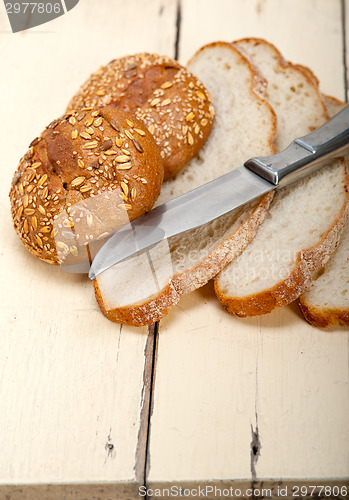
[9,105,164,265]
[67,53,214,180]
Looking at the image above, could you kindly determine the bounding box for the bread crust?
[232,38,328,122]
[94,41,278,327]
[95,192,274,326]
[297,301,349,328]
[215,188,349,317]
[9,105,164,265]
[67,53,214,180]
[214,38,349,318]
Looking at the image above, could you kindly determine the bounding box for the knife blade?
[88,104,349,280]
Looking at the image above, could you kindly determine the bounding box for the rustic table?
[0,1,348,499]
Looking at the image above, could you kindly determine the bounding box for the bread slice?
[214,38,349,317]
[94,42,277,326]
[298,96,349,328]
[297,220,349,327]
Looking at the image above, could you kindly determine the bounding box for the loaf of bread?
[94,42,277,326]
[9,105,164,265]
[214,39,349,316]
[67,53,214,180]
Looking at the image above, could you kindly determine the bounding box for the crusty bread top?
[9,105,163,264]
[67,53,214,180]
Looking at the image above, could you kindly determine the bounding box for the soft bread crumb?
[95,42,277,326]
[214,38,349,317]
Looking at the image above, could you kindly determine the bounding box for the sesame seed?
[71,130,78,139]
[80,185,92,193]
[161,81,173,89]
[118,203,132,211]
[134,128,146,136]
[121,182,128,196]
[97,231,110,240]
[56,241,68,250]
[96,89,106,96]
[94,116,103,127]
[85,117,94,127]
[186,111,195,121]
[35,235,43,247]
[125,130,134,140]
[80,131,92,140]
[69,116,76,125]
[83,140,98,150]
[86,214,93,227]
[38,174,48,187]
[70,246,78,256]
[71,176,85,187]
[117,163,132,170]
[115,154,131,163]
[150,98,161,107]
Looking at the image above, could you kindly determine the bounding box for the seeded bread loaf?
[67,53,214,181]
[9,105,163,265]
[297,96,349,328]
[94,42,277,326]
[214,38,349,317]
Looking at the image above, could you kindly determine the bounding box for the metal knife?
[89,104,349,280]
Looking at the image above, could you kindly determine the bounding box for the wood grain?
[147,0,349,493]
[0,0,177,498]
[1,0,348,498]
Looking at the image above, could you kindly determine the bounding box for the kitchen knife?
[89,104,349,280]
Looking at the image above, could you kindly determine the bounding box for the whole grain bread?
[214,38,349,317]
[67,53,214,180]
[94,42,277,326]
[9,105,164,265]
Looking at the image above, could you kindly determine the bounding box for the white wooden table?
[0,1,348,499]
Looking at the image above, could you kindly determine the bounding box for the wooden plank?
[147,0,349,492]
[0,1,177,498]
[178,0,345,100]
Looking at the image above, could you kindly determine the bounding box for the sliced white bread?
[94,42,277,326]
[298,96,349,327]
[298,220,349,327]
[214,38,349,317]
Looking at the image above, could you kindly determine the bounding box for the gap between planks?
[136,2,183,496]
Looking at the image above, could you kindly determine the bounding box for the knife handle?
[244,104,349,187]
